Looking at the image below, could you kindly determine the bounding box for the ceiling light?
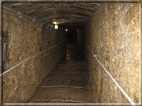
[55,24,58,29]
[65,29,68,32]
[53,22,57,24]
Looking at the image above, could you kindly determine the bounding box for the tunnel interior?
[1,1,141,105]
[65,27,77,43]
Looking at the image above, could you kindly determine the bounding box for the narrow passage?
[27,43,94,103]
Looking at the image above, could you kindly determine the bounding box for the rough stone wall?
[2,10,65,102]
[84,3,141,103]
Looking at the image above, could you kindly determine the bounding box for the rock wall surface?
[84,3,141,104]
[2,9,65,102]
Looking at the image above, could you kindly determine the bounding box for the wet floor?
[27,43,94,103]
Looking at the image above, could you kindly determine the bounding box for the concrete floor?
[27,43,94,103]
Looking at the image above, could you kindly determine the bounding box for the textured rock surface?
[2,9,65,102]
[2,2,141,105]
[3,2,98,27]
[84,3,141,103]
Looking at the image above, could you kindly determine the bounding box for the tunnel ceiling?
[3,2,99,27]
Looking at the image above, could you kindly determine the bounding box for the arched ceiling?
[3,2,99,27]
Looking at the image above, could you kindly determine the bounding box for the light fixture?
[54,24,58,29]
[65,29,68,32]
[53,22,57,24]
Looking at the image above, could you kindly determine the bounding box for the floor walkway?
[27,43,94,103]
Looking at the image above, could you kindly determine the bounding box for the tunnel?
[1,1,141,106]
